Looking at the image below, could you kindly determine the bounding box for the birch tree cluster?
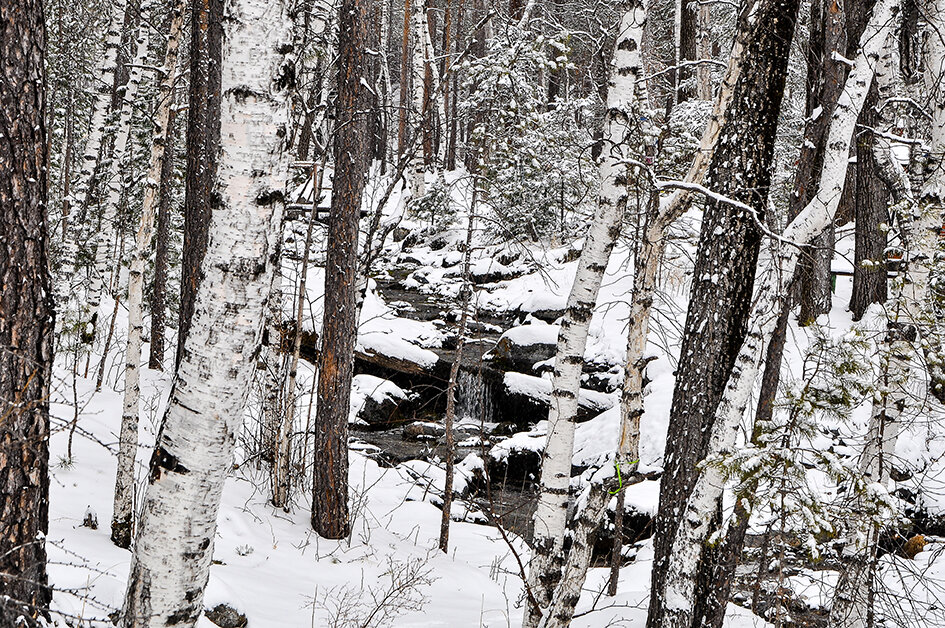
[4,0,945,626]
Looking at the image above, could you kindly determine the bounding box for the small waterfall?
[455,369,494,424]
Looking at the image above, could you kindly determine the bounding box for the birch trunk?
[111,0,185,550]
[410,2,427,198]
[523,5,646,626]
[67,0,129,228]
[653,3,896,624]
[272,164,323,508]
[831,4,945,622]
[84,17,150,348]
[119,0,293,622]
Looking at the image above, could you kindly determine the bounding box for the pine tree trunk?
[676,0,697,102]
[119,0,293,624]
[794,0,848,325]
[111,0,185,550]
[652,4,896,624]
[523,5,646,625]
[311,0,370,540]
[178,0,225,370]
[0,0,53,620]
[850,85,889,321]
[648,0,802,623]
[398,0,412,157]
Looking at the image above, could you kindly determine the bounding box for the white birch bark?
[119,0,293,623]
[831,5,945,624]
[70,0,130,219]
[84,16,150,345]
[523,5,646,626]
[410,1,427,198]
[110,0,185,549]
[58,0,130,300]
[654,1,898,624]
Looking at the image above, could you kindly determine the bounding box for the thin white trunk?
[410,2,426,198]
[831,4,945,623]
[111,0,185,550]
[655,1,897,624]
[523,5,646,627]
[696,4,712,100]
[58,0,130,301]
[70,0,130,218]
[119,0,293,623]
[272,163,323,508]
[84,17,150,345]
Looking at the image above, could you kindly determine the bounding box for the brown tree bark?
[312,0,370,540]
[850,84,889,320]
[0,0,54,621]
[177,0,224,370]
[647,0,801,626]
[676,0,698,102]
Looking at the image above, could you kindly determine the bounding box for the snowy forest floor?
[44,172,945,627]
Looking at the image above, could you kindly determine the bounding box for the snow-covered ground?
[46,362,771,627]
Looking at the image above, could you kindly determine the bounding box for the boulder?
[205,604,247,628]
[488,323,559,372]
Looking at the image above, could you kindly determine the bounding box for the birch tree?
[0,0,54,621]
[523,5,647,625]
[111,0,185,550]
[651,2,898,624]
[83,14,151,351]
[831,4,944,622]
[119,0,294,623]
[59,0,130,292]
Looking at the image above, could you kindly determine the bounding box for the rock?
[351,375,413,428]
[488,323,559,372]
[402,421,446,440]
[392,226,410,242]
[498,372,615,427]
[205,603,247,628]
[81,506,98,530]
[487,447,542,490]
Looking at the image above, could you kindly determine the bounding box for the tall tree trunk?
[398,0,412,157]
[652,3,896,624]
[795,0,848,325]
[523,5,646,626]
[850,85,889,321]
[311,0,370,540]
[178,0,225,370]
[831,5,943,620]
[647,0,802,624]
[111,0,185,550]
[84,15,150,350]
[119,0,294,623]
[149,100,177,371]
[410,1,428,197]
[676,0,697,102]
[0,0,53,621]
[68,0,129,227]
